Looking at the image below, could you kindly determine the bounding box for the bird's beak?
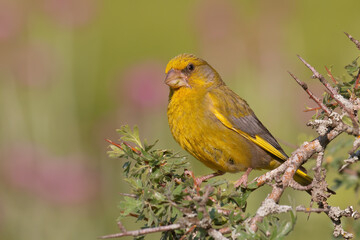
[165,69,189,89]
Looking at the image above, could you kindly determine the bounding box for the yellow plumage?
[165,53,313,187]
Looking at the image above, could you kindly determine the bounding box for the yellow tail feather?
[294,169,336,194]
[294,169,313,186]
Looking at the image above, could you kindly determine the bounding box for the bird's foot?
[234,168,253,188]
[184,170,224,192]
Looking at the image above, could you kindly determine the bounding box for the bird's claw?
[234,168,253,188]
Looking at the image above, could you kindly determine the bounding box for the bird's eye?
[186,63,195,72]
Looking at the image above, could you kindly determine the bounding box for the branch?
[345,32,360,50]
[314,151,324,182]
[288,179,312,191]
[325,66,339,84]
[297,56,359,134]
[254,161,289,187]
[327,205,360,239]
[116,222,126,233]
[99,224,182,239]
[250,76,349,231]
[207,229,228,240]
[288,71,332,116]
[295,206,329,213]
[252,199,292,216]
[297,55,341,100]
[339,148,360,172]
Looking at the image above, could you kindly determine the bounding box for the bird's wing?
[207,88,314,185]
[207,89,288,162]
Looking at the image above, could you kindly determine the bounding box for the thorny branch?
[288,71,332,116]
[345,32,360,50]
[339,149,360,172]
[101,185,231,240]
[297,56,360,135]
[100,224,183,239]
[249,33,360,238]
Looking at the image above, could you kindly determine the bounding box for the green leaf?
[247,181,259,190]
[172,184,184,197]
[116,125,143,148]
[342,115,353,126]
[277,218,295,238]
[197,211,203,220]
[144,140,159,151]
[152,191,166,202]
[118,196,142,218]
[345,58,359,76]
[140,148,155,161]
[122,161,131,176]
[107,144,125,158]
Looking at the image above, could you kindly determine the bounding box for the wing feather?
[208,88,288,161]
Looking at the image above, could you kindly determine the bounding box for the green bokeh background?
[1,0,359,239]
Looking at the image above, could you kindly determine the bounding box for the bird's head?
[164,53,223,90]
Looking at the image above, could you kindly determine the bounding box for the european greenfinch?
[165,53,313,188]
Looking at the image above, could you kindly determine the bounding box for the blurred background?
[1,0,360,239]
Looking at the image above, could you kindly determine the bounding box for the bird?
[164,53,316,189]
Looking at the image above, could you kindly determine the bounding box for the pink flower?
[194,0,236,42]
[192,0,244,75]
[119,60,168,111]
[2,144,100,205]
[11,44,59,87]
[43,0,97,28]
[0,0,23,41]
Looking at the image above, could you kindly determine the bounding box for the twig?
[349,136,360,155]
[327,205,360,239]
[295,206,329,213]
[105,138,141,155]
[288,71,332,116]
[297,56,359,134]
[254,161,289,187]
[123,142,142,155]
[288,179,312,191]
[252,199,292,216]
[304,107,321,112]
[219,227,231,235]
[297,55,338,97]
[325,66,338,84]
[314,151,325,182]
[179,225,196,240]
[298,56,359,133]
[345,32,360,50]
[119,193,137,198]
[202,185,214,202]
[99,224,182,239]
[311,151,332,203]
[339,148,360,172]
[207,228,228,240]
[117,221,126,233]
[354,71,360,89]
[298,56,345,103]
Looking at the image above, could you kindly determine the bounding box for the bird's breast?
[167,88,259,172]
[167,89,206,150]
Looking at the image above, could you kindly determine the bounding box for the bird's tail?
[294,169,313,186]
